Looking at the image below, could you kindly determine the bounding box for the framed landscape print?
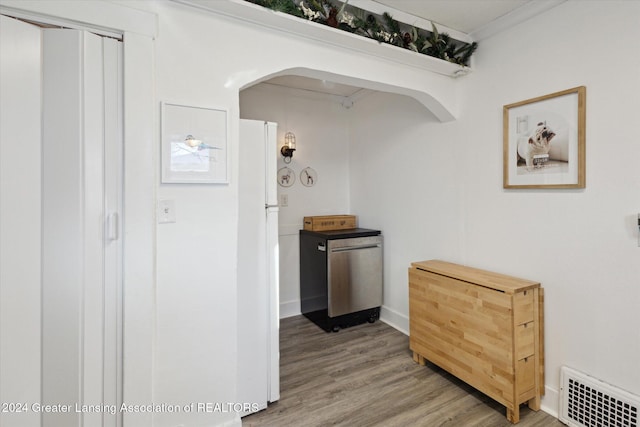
[503,86,586,189]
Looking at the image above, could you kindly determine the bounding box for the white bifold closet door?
[1,15,123,427]
[41,28,123,427]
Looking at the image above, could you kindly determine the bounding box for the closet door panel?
[0,15,42,427]
[42,28,85,427]
[82,31,106,427]
[103,37,124,427]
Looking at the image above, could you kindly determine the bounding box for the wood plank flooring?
[242,315,563,427]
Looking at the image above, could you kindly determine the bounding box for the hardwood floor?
[242,315,563,427]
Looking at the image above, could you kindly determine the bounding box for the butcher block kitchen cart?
[409,260,544,424]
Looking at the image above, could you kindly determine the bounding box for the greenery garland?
[245,0,478,67]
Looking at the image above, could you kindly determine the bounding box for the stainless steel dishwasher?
[300,228,383,332]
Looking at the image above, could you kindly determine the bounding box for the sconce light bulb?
[284,132,296,149]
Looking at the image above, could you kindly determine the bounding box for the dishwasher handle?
[330,244,381,253]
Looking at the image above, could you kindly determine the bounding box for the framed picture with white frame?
[161,102,229,184]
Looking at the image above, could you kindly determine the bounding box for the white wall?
[240,83,351,318]
[350,0,640,416]
[461,0,640,411]
[349,93,465,332]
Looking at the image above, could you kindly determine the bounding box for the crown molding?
[469,0,567,41]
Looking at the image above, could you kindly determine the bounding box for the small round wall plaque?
[277,167,295,187]
[300,167,317,187]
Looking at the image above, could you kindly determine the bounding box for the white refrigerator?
[237,119,280,417]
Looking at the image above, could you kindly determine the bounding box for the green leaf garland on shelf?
[245,0,478,67]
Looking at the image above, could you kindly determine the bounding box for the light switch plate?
[158,199,176,223]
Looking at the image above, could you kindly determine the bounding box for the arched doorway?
[236,65,456,415]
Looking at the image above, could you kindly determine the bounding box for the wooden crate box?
[303,215,357,231]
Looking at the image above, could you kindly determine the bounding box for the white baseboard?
[540,385,559,418]
[379,305,409,335]
[214,414,241,427]
[279,300,300,319]
[278,223,301,236]
[279,302,409,331]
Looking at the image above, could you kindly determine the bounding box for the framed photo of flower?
[161,102,229,184]
[503,86,586,189]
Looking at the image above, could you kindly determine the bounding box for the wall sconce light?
[281,132,296,164]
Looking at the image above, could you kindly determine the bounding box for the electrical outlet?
[279,194,288,207]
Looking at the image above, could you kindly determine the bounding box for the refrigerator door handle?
[265,204,279,209]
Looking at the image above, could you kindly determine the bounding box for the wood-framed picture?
[503,86,585,189]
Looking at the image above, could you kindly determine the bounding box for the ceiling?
[372,0,532,35]
[264,75,366,98]
[259,0,565,98]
